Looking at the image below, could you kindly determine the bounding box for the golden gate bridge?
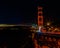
[0,6,60,48]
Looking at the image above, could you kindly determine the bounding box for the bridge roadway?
[33,32,60,48]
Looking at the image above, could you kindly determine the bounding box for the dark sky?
[0,0,60,25]
[0,0,36,24]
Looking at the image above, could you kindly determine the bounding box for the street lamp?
[46,22,51,32]
[46,22,51,26]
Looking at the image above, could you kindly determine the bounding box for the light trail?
[0,24,32,27]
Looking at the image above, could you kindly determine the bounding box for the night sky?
[0,0,60,25]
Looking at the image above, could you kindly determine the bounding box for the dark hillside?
[0,26,33,48]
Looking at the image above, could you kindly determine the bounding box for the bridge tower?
[38,6,43,26]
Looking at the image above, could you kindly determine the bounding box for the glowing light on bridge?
[46,22,51,26]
